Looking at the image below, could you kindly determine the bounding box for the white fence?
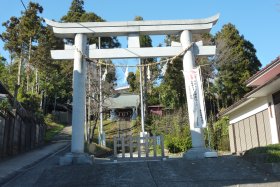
[113,135,165,159]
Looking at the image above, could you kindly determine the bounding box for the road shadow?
[34,155,280,187]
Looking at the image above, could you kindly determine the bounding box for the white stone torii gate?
[46,14,219,162]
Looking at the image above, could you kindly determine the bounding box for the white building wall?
[267,95,279,144]
[229,97,268,124]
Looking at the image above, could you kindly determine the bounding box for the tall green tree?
[19,2,44,92]
[60,0,120,93]
[160,57,186,108]
[61,0,85,22]
[159,33,214,109]
[1,16,22,97]
[60,0,119,90]
[61,0,120,48]
[1,2,45,108]
[0,55,8,85]
[60,0,121,141]
[0,17,21,58]
[127,72,138,92]
[213,23,261,108]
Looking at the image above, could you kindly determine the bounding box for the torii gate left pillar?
[58,34,93,165]
[72,34,87,153]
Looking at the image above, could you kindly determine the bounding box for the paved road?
[2,145,70,187]
[4,155,278,187]
[33,156,279,187]
[1,125,280,187]
[0,126,72,187]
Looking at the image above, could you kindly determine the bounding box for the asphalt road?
[2,145,70,187]
[4,153,280,187]
[2,126,280,187]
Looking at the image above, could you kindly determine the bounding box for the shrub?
[18,92,41,114]
[164,125,192,153]
[0,99,11,113]
[206,116,230,151]
[145,109,192,153]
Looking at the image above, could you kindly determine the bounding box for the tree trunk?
[13,53,23,108]
[86,72,91,143]
[26,37,32,92]
[90,115,99,143]
[35,68,39,93]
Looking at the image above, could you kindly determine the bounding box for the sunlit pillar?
[180,30,205,148]
[72,33,87,153]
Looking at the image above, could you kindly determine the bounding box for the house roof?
[221,56,280,116]
[246,56,280,87]
[148,105,164,108]
[0,81,13,99]
[114,85,130,91]
[103,93,139,109]
[220,75,280,116]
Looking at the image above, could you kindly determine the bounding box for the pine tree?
[214,23,261,108]
[0,56,8,85]
[1,16,22,92]
[61,0,120,48]
[19,2,44,92]
[1,2,44,106]
[61,0,85,22]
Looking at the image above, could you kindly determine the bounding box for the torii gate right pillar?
[180,30,205,148]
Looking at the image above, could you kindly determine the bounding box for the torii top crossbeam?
[45,14,219,38]
[46,14,219,60]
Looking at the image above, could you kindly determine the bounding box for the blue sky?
[0,0,279,68]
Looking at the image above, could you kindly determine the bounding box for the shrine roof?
[103,93,139,109]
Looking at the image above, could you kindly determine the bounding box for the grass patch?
[44,114,65,142]
[243,144,280,163]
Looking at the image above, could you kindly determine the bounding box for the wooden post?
[129,136,133,158]
[153,136,157,157]
[121,136,125,158]
[160,135,165,157]
[114,136,117,157]
[137,136,141,158]
[145,136,149,158]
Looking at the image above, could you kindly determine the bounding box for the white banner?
[183,67,207,128]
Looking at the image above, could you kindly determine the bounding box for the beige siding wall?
[249,116,259,148]
[263,110,272,145]
[234,122,241,152]
[239,121,247,152]
[230,109,272,154]
[229,97,268,123]
[228,125,236,153]
[244,118,252,150]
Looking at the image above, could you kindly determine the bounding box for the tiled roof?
[103,93,140,109]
